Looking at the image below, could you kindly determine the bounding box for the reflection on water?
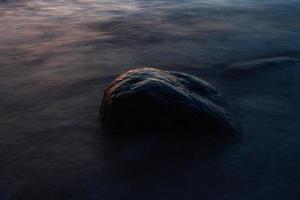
[1,0,299,74]
[0,0,300,199]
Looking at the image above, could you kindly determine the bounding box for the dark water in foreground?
[0,0,300,199]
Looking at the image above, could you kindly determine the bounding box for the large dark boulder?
[99,68,238,136]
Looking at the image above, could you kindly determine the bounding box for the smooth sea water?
[0,0,300,199]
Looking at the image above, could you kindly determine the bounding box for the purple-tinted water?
[0,0,299,199]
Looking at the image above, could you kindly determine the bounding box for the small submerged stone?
[224,56,298,77]
[99,68,238,136]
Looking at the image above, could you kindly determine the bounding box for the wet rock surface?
[100,68,238,135]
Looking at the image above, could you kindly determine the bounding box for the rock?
[224,56,298,78]
[99,68,238,136]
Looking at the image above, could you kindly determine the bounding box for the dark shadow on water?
[99,129,240,172]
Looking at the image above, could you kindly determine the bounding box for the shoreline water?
[0,0,299,199]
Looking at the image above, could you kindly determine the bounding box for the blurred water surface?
[0,0,300,199]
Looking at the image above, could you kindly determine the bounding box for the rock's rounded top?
[100,68,238,136]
